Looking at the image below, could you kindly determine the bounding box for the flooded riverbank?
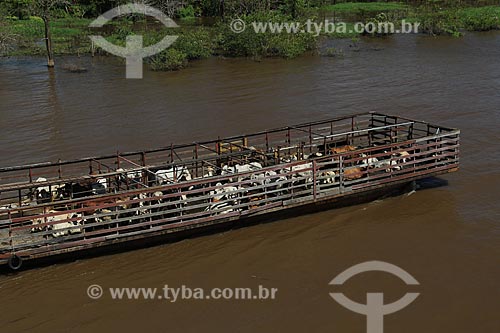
[0,32,498,332]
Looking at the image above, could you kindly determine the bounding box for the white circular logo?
[87,284,104,299]
[89,4,179,79]
[230,19,246,34]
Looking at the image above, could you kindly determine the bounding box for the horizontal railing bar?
[312,122,414,140]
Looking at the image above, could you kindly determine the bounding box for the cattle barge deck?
[0,112,460,270]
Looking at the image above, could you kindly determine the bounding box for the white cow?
[155,166,192,185]
[46,212,84,237]
[250,170,278,186]
[30,216,46,232]
[305,152,323,159]
[116,168,144,188]
[221,162,263,174]
[33,177,66,202]
[34,177,49,193]
[371,150,411,172]
[397,151,410,164]
[266,172,289,195]
[373,158,401,172]
[386,151,410,171]
[209,182,240,202]
[280,154,298,163]
[0,202,27,212]
[91,177,108,195]
[132,192,149,216]
[358,153,379,169]
[289,162,314,183]
[204,201,240,215]
[221,162,263,182]
[201,166,215,178]
[320,171,337,184]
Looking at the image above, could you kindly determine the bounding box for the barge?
[0,112,460,270]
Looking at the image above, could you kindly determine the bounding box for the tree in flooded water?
[30,0,69,68]
[0,8,14,55]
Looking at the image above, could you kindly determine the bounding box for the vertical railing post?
[390,146,394,178]
[351,116,355,144]
[309,126,312,154]
[141,151,147,186]
[194,144,199,178]
[339,155,343,193]
[313,160,317,201]
[58,159,62,179]
[79,203,84,239]
[394,117,398,142]
[116,151,121,169]
[8,210,13,251]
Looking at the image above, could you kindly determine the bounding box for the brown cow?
[343,167,364,180]
[330,145,357,154]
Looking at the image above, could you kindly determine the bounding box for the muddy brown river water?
[0,32,499,333]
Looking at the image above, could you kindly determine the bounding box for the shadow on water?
[415,176,449,190]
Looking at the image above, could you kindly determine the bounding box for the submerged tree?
[0,7,14,55]
[0,32,15,56]
[30,0,68,67]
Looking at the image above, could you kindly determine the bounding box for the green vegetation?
[411,5,500,36]
[323,2,408,13]
[174,29,214,59]
[460,6,500,31]
[4,16,92,55]
[150,28,214,70]
[1,1,500,70]
[177,5,197,19]
[150,48,188,71]
[3,16,175,55]
[216,13,317,58]
[2,12,317,67]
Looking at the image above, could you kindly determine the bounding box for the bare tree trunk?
[43,16,55,67]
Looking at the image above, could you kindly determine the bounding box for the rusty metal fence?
[0,112,460,264]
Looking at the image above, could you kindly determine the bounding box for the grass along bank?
[322,2,408,13]
[412,5,500,36]
[321,2,500,36]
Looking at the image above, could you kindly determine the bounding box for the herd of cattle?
[3,145,417,239]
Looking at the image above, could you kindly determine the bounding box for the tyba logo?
[329,261,420,333]
[89,4,179,79]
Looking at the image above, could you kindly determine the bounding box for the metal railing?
[0,128,459,260]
